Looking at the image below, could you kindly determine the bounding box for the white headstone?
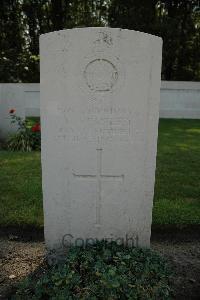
[40,27,162,257]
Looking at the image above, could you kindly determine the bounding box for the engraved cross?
[73,149,124,226]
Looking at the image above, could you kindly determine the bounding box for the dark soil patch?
[1,224,200,243]
[0,239,45,299]
[0,226,44,242]
[152,241,200,299]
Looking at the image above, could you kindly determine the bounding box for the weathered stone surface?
[40,27,162,254]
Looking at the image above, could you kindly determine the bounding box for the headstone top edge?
[39,27,162,43]
[0,83,27,86]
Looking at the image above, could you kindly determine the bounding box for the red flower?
[9,109,16,114]
[31,123,41,132]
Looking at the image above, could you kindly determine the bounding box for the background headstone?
[40,27,162,257]
[0,84,25,140]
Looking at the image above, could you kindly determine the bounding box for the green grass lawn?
[0,119,200,228]
[0,151,43,227]
[153,119,200,226]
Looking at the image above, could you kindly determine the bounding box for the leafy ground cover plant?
[7,109,41,151]
[14,241,172,300]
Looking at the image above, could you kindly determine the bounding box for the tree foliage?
[109,0,200,80]
[0,0,199,82]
